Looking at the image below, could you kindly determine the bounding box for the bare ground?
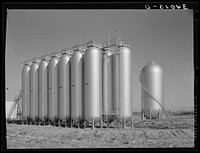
[6,114,194,148]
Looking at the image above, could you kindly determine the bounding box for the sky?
[5,9,194,111]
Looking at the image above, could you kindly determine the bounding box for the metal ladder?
[7,89,22,121]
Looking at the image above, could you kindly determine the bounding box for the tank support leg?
[108,115,110,128]
[71,118,73,128]
[84,119,86,129]
[123,117,126,129]
[142,109,145,120]
[150,110,152,120]
[115,115,119,128]
[92,116,94,130]
[131,114,134,129]
[115,115,118,129]
[100,115,102,129]
[141,109,143,120]
[159,111,162,120]
[78,117,80,129]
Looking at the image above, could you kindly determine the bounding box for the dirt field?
[6,113,194,148]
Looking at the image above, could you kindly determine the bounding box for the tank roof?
[61,52,68,55]
[51,55,57,57]
[147,61,157,65]
[141,61,162,74]
[146,61,159,66]
[32,60,39,64]
[24,63,30,66]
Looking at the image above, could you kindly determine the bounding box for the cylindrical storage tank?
[140,61,164,119]
[84,43,102,123]
[102,48,114,122]
[38,58,48,122]
[48,55,59,122]
[113,46,132,121]
[71,48,84,125]
[59,52,71,123]
[22,63,30,121]
[112,51,120,117]
[29,61,39,121]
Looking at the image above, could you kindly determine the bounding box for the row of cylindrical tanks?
[21,42,133,128]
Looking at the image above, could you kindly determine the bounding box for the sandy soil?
[6,114,194,148]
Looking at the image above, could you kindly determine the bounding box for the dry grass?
[6,114,194,148]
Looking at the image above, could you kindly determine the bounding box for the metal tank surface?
[84,43,102,125]
[48,55,59,123]
[112,50,120,118]
[102,48,114,123]
[113,46,132,124]
[29,61,39,122]
[22,63,30,121]
[71,48,85,127]
[140,61,164,119]
[38,59,48,123]
[119,46,132,121]
[59,53,71,124]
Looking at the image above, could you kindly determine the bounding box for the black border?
[1,1,199,152]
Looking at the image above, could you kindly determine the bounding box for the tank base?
[143,110,163,120]
[7,114,135,129]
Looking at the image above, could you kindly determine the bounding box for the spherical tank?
[48,56,59,121]
[102,49,114,122]
[84,45,102,123]
[59,53,71,122]
[29,62,39,121]
[71,49,84,123]
[38,59,48,121]
[113,46,132,121]
[22,63,30,120]
[140,61,164,119]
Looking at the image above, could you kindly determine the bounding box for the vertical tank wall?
[22,63,30,121]
[48,55,59,122]
[29,61,39,121]
[112,49,120,118]
[59,53,71,123]
[102,48,114,123]
[140,61,163,119]
[113,45,132,122]
[38,59,48,122]
[84,43,102,123]
[120,46,132,121]
[71,48,85,126]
